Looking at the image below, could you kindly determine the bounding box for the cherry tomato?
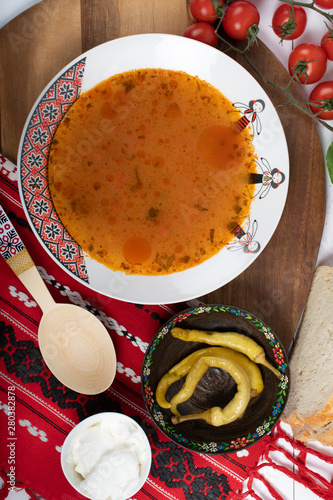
[288,43,327,84]
[272,4,307,41]
[321,31,333,61]
[183,23,218,47]
[315,0,333,9]
[309,81,333,120]
[190,0,223,23]
[222,0,260,40]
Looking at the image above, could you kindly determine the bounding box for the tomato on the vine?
[309,81,333,120]
[183,22,218,47]
[190,0,223,23]
[315,0,333,9]
[288,43,327,84]
[321,31,333,61]
[272,4,307,41]
[222,0,260,40]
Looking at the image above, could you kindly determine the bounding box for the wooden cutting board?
[0,0,326,349]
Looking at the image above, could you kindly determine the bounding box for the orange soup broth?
[48,68,257,275]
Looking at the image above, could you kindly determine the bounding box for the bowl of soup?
[18,34,289,304]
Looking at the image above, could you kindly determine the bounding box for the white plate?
[18,33,289,304]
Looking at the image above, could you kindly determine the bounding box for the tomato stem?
[278,0,333,23]
[246,25,260,48]
[310,98,333,112]
[273,7,298,41]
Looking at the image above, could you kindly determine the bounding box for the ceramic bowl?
[141,304,289,454]
[18,33,289,304]
[61,412,151,499]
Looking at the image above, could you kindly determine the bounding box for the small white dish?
[61,412,151,500]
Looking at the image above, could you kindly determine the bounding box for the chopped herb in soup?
[48,68,257,275]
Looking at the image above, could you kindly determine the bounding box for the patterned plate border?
[19,58,89,282]
[142,305,289,454]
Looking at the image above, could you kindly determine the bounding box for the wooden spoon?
[0,204,116,395]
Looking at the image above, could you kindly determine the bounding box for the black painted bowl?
[141,304,289,454]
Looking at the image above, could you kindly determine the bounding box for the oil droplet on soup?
[48,68,258,275]
[122,237,152,265]
[198,125,247,170]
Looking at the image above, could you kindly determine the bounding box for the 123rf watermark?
[7,386,17,492]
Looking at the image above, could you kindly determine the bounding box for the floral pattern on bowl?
[141,304,289,454]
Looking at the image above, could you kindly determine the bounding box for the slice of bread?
[282,266,333,444]
[292,421,333,446]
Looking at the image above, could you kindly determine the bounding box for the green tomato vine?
[214,0,333,182]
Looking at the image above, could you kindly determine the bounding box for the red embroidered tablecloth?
[1,155,333,500]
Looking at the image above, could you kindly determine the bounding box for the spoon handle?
[0,204,56,313]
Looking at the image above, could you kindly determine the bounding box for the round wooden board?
[0,0,326,349]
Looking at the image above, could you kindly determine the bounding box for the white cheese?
[80,449,139,500]
[70,417,148,500]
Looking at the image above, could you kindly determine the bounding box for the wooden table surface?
[0,0,326,350]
